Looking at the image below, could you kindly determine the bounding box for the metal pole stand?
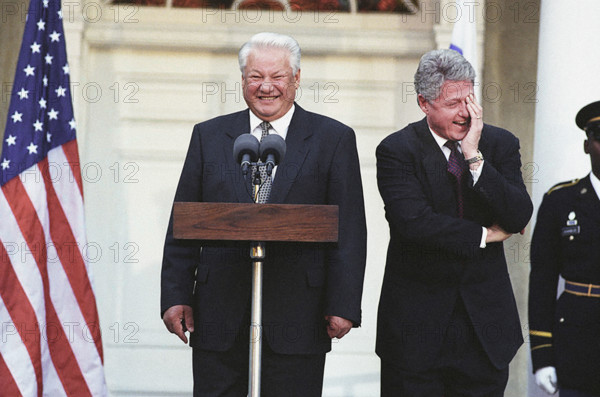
[248,241,265,397]
[171,201,338,397]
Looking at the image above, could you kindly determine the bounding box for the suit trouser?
[380,297,508,397]
[192,334,326,397]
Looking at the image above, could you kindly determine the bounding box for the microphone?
[259,134,286,176]
[233,134,260,175]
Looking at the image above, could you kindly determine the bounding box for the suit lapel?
[268,105,312,204]
[224,109,254,203]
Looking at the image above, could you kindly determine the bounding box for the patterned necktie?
[255,121,272,204]
[445,140,468,218]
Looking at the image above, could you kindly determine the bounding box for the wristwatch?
[465,150,484,164]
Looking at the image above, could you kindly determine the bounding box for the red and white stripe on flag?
[0,0,107,394]
[0,142,107,396]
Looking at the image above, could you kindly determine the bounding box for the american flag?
[0,0,107,395]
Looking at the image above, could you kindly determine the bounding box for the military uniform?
[529,175,600,394]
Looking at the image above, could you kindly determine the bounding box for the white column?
[532,2,600,207]
[530,3,600,397]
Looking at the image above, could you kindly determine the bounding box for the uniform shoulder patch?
[547,179,580,195]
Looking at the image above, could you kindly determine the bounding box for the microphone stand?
[249,166,265,397]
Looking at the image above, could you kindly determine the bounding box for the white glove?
[535,366,558,395]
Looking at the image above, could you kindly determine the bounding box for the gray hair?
[239,32,301,76]
[414,49,476,102]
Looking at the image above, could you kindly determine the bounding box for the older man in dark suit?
[160,32,367,397]
[375,49,532,396]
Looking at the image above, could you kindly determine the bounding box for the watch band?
[465,151,484,164]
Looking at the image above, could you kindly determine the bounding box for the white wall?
[64,3,438,395]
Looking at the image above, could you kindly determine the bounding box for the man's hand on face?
[461,93,483,159]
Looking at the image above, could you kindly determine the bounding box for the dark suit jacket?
[375,118,532,371]
[161,104,367,355]
[529,175,600,393]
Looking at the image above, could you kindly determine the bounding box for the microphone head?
[233,134,260,163]
[259,134,286,165]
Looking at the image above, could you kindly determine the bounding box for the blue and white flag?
[449,0,480,98]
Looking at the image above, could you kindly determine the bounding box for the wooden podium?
[173,202,339,396]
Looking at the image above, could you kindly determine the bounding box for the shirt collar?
[428,127,462,155]
[589,172,600,201]
[249,104,295,140]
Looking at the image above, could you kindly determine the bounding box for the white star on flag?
[33,119,43,131]
[11,111,23,123]
[26,142,38,154]
[18,88,29,99]
[50,30,61,42]
[30,41,41,53]
[55,85,66,97]
[24,64,35,76]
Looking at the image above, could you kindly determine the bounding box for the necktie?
[445,140,468,218]
[255,121,272,204]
